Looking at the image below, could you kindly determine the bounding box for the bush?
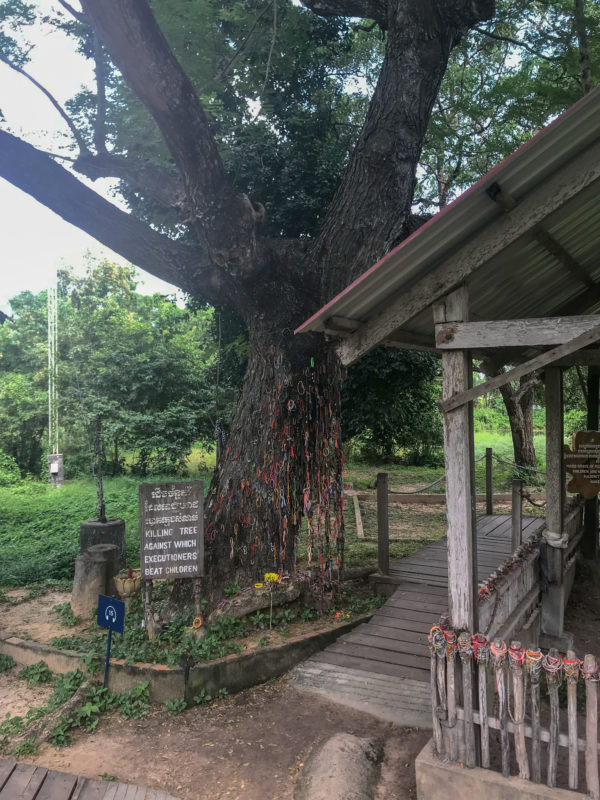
[0,450,20,486]
[564,409,587,438]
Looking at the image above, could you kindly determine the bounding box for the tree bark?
[499,375,538,468]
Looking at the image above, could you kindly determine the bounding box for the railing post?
[377,472,389,575]
[485,447,493,515]
[512,478,523,551]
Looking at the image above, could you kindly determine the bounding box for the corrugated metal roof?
[296,88,600,358]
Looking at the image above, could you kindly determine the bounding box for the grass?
[0,432,546,586]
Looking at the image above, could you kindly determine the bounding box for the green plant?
[73,701,102,733]
[0,450,20,486]
[118,682,150,720]
[101,774,118,782]
[216,688,228,700]
[193,689,212,705]
[12,737,37,756]
[52,602,80,627]
[257,636,270,648]
[249,610,269,630]
[50,670,85,707]
[0,654,15,673]
[274,608,295,633]
[164,697,187,715]
[224,580,242,598]
[0,714,24,737]
[49,716,73,748]
[299,605,318,622]
[18,660,53,687]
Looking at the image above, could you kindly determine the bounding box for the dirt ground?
[2,553,599,799]
[5,677,429,800]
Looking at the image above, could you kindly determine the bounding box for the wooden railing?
[428,627,600,796]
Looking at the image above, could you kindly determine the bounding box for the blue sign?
[97,594,125,634]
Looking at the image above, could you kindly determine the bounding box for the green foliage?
[163,697,187,715]
[49,716,73,748]
[216,688,228,700]
[49,670,84,708]
[117,682,150,720]
[0,450,20,486]
[249,610,269,630]
[18,660,53,687]
[224,580,242,598]
[343,348,443,464]
[564,409,587,438]
[52,602,80,627]
[0,263,235,480]
[299,605,319,623]
[0,714,24,737]
[273,608,295,632]
[12,737,36,756]
[0,654,15,673]
[193,689,212,705]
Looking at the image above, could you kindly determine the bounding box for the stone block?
[80,518,126,570]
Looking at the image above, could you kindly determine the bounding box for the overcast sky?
[0,1,179,313]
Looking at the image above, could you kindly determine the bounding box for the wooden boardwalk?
[290,514,546,726]
[0,759,178,800]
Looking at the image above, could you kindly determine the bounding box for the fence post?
[485,448,493,515]
[512,478,523,551]
[377,472,389,576]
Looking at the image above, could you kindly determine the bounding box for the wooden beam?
[551,281,600,318]
[323,315,360,335]
[533,227,595,289]
[383,331,437,352]
[439,323,600,413]
[436,316,600,350]
[554,350,600,367]
[434,286,478,632]
[542,367,565,637]
[336,141,600,366]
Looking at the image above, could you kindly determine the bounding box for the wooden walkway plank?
[0,763,47,799]
[0,761,16,791]
[316,649,429,682]
[35,770,78,800]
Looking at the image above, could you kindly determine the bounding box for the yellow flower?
[264,572,280,584]
[192,615,204,629]
[254,583,264,589]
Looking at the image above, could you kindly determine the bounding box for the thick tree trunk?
[198,322,345,605]
[499,376,538,469]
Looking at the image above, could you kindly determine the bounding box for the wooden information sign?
[564,431,600,499]
[139,481,204,580]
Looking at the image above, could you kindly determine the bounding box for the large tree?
[1,0,545,605]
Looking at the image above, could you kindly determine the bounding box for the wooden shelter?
[298,85,600,640]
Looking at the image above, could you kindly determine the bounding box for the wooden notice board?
[564,430,600,499]
[139,481,204,580]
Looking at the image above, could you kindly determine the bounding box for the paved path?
[290,514,545,727]
[0,758,178,800]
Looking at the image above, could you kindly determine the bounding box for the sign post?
[138,481,204,636]
[97,594,125,688]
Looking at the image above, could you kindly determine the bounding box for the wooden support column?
[584,366,600,559]
[434,286,478,632]
[542,367,566,637]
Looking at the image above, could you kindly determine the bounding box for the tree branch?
[92,32,108,154]
[472,26,557,62]
[0,55,89,153]
[0,130,231,305]
[73,152,185,211]
[80,0,229,219]
[301,0,387,28]
[56,0,87,23]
